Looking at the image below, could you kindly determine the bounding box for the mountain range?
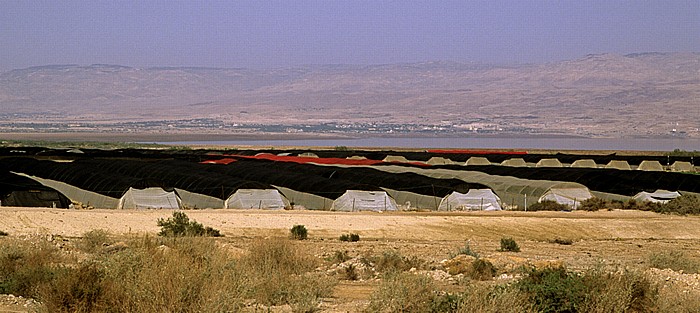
[1,52,698,138]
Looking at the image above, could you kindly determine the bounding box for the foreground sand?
[2,208,700,266]
[2,208,700,312]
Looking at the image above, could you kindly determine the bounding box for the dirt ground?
[1,208,700,312]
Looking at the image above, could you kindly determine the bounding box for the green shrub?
[579,197,607,211]
[517,266,586,313]
[157,211,222,237]
[527,200,570,211]
[648,250,700,273]
[339,233,360,242]
[499,237,521,252]
[290,225,308,240]
[654,194,700,215]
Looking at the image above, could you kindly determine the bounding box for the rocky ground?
[1,208,699,312]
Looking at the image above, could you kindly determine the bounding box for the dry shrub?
[0,237,64,297]
[454,283,534,313]
[77,229,113,253]
[580,266,659,313]
[373,250,424,274]
[648,250,700,273]
[656,284,700,313]
[95,236,247,312]
[465,259,496,281]
[366,272,436,313]
[240,238,333,308]
[549,238,574,245]
[2,235,333,312]
[39,262,108,313]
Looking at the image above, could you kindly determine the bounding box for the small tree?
[290,225,308,240]
[157,211,222,237]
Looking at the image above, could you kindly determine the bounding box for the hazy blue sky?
[1,0,698,71]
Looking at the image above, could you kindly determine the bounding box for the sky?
[1,0,699,71]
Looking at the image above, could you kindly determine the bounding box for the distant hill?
[1,53,698,138]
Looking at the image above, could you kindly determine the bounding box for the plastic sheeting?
[226,189,290,210]
[632,190,681,204]
[539,187,593,209]
[438,189,502,211]
[331,190,398,212]
[571,159,598,168]
[637,160,664,171]
[118,187,182,210]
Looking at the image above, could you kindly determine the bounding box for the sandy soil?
[2,208,700,312]
[2,208,700,266]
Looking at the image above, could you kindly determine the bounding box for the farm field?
[1,208,700,312]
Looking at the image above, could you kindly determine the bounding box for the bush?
[579,197,607,211]
[450,284,534,313]
[654,194,700,215]
[343,264,359,281]
[648,250,700,273]
[78,229,113,253]
[581,266,658,313]
[0,230,8,236]
[290,225,308,240]
[241,238,332,307]
[0,236,336,312]
[39,263,107,312]
[374,250,424,274]
[466,258,497,281]
[452,241,479,258]
[517,266,586,313]
[527,200,570,211]
[549,238,574,245]
[0,239,62,297]
[157,211,222,237]
[367,272,437,313]
[499,237,521,252]
[332,250,350,263]
[517,265,660,313]
[339,233,360,242]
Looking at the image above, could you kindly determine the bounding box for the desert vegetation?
[0,234,332,312]
[157,211,222,237]
[578,195,700,215]
[290,224,308,240]
[2,208,700,312]
[1,229,700,312]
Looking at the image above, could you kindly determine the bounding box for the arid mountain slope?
[1,53,698,137]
